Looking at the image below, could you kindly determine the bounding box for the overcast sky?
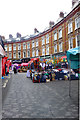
[0,0,72,39]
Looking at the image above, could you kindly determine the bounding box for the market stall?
[67,46,80,96]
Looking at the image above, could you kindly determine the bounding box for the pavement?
[2,72,79,119]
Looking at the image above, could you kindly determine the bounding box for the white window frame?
[13,44,16,50]
[9,52,12,58]
[54,32,57,41]
[69,38,73,49]
[36,40,38,47]
[18,51,21,58]
[32,41,35,48]
[9,44,12,51]
[76,35,79,47]
[23,51,26,58]
[13,52,16,58]
[59,29,62,38]
[42,37,45,45]
[75,17,80,30]
[23,42,26,49]
[36,49,38,56]
[27,43,30,49]
[42,47,45,55]
[32,50,35,57]
[59,42,63,52]
[46,34,49,44]
[68,22,72,34]
[27,50,30,57]
[46,45,49,55]
[18,44,21,50]
[5,45,7,51]
[54,44,57,53]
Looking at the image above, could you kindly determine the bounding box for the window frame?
[18,44,21,50]
[13,44,16,50]
[42,37,45,45]
[75,17,80,30]
[54,44,57,53]
[18,51,21,58]
[9,44,12,51]
[68,22,72,34]
[46,45,49,55]
[59,29,62,38]
[23,42,26,49]
[69,38,73,49]
[13,52,16,58]
[59,42,63,52]
[46,34,49,44]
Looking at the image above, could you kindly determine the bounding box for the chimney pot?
[59,12,64,18]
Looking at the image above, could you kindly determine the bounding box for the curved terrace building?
[4,1,80,61]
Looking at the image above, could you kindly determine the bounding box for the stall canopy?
[61,56,67,59]
[21,63,28,66]
[67,47,80,69]
[31,58,39,62]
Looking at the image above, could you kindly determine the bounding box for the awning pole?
[69,60,71,97]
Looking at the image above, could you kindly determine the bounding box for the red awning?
[31,58,39,61]
[21,63,28,66]
[28,61,33,65]
[61,56,67,59]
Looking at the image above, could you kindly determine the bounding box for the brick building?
[4,1,80,61]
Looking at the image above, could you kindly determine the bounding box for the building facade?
[4,2,80,61]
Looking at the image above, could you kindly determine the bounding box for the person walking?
[13,66,17,74]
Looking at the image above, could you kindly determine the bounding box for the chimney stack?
[34,28,39,34]
[49,21,55,27]
[59,12,64,18]
[9,34,13,39]
[16,32,21,38]
[72,0,78,8]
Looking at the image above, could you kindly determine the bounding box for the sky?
[0,0,72,39]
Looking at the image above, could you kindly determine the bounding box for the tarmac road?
[2,72,79,119]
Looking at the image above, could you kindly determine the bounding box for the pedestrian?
[26,67,30,78]
[13,66,17,74]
